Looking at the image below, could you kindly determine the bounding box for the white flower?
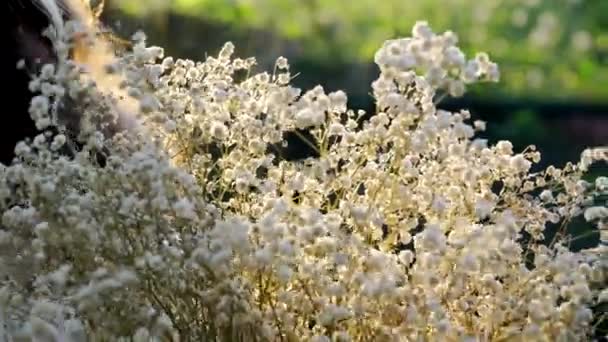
[470,138,488,151]
[329,91,348,112]
[212,217,251,253]
[435,319,451,334]
[328,123,345,136]
[254,247,273,266]
[29,95,50,118]
[164,120,177,132]
[276,264,293,283]
[595,176,608,191]
[485,62,500,82]
[14,141,31,156]
[40,64,56,80]
[210,121,229,140]
[462,60,480,83]
[276,56,289,69]
[51,134,67,151]
[30,316,60,341]
[539,190,554,202]
[583,206,608,221]
[473,120,486,131]
[573,307,593,326]
[139,94,160,113]
[425,67,446,87]
[219,42,235,59]
[475,198,494,220]
[173,198,197,220]
[528,299,550,321]
[295,107,324,128]
[459,253,479,272]
[131,30,147,43]
[444,46,466,67]
[0,17,603,341]
[415,224,446,252]
[496,140,514,155]
[598,289,608,303]
[412,21,434,40]
[350,205,368,224]
[398,250,414,265]
[431,196,448,214]
[62,318,87,342]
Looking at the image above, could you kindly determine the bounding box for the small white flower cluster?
[0,19,606,341]
[374,21,499,98]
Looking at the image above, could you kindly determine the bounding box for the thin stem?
[293,130,320,156]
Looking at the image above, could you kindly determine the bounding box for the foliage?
[115,0,608,102]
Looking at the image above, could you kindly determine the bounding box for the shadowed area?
[0,1,57,165]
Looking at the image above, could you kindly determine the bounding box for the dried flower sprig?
[0,19,605,341]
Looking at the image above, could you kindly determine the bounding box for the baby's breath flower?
[275,56,289,69]
[14,141,31,157]
[510,154,532,173]
[473,120,486,131]
[474,198,494,220]
[50,134,67,151]
[210,121,229,140]
[412,21,434,40]
[0,18,603,342]
[539,189,554,202]
[295,107,324,129]
[584,206,608,222]
[219,42,235,60]
[29,95,50,118]
[132,30,147,43]
[415,224,447,252]
[40,64,56,80]
[30,316,60,341]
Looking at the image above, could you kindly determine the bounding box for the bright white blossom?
[0,17,605,342]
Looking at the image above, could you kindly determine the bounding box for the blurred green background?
[101,0,607,171]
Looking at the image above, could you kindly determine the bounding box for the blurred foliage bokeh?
[102,0,607,170]
[112,0,608,102]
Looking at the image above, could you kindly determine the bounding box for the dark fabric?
[0,1,57,166]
